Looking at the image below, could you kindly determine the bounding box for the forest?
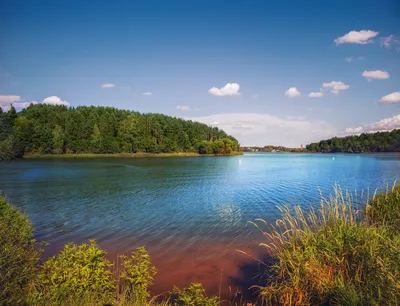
[306,129,400,153]
[0,104,239,160]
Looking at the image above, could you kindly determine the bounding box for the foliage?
[306,129,400,153]
[169,283,219,306]
[366,183,400,235]
[253,186,400,305]
[0,196,40,304]
[118,246,157,304]
[0,103,240,159]
[30,240,115,305]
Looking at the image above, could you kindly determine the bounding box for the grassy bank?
[23,151,243,159]
[1,183,399,305]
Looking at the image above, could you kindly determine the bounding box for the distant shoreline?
[23,152,243,159]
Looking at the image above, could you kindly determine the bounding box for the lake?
[1,153,400,299]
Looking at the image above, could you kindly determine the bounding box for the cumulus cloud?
[101,83,115,88]
[362,70,389,80]
[0,95,21,103]
[0,95,37,111]
[308,91,324,98]
[344,115,400,135]
[176,105,191,111]
[186,113,337,147]
[0,95,69,111]
[322,81,350,95]
[142,92,152,96]
[208,83,240,97]
[380,35,400,51]
[334,30,379,45]
[285,87,301,98]
[42,96,70,106]
[380,92,400,104]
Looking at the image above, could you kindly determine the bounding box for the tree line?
[306,129,400,153]
[0,104,239,160]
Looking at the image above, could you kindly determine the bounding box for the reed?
[250,185,400,305]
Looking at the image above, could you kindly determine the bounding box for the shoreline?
[23,152,243,159]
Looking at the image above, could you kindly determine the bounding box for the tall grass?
[251,185,400,305]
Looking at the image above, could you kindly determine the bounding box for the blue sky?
[1,0,399,146]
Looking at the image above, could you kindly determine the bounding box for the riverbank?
[24,152,243,159]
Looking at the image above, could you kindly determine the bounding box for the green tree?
[52,125,65,154]
[90,124,102,153]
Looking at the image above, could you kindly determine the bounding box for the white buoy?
[332,157,335,160]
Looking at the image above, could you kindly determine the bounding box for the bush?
[0,195,40,304]
[118,246,157,304]
[253,187,400,305]
[30,240,115,305]
[169,283,219,306]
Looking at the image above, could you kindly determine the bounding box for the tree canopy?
[0,104,239,160]
[306,130,400,153]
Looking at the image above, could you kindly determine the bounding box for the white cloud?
[308,91,324,98]
[344,115,400,135]
[322,81,350,95]
[0,95,21,103]
[344,126,364,134]
[334,30,379,45]
[285,87,301,98]
[142,92,152,96]
[208,83,240,97]
[0,95,69,111]
[187,113,337,147]
[345,56,364,63]
[380,35,400,51]
[362,70,389,80]
[42,96,70,106]
[101,83,115,88]
[176,105,191,111]
[380,92,400,104]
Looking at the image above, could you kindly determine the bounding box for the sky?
[0,0,399,147]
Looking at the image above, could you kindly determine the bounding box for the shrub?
[118,246,157,304]
[253,187,400,305]
[30,240,115,305]
[169,283,219,306]
[0,195,40,304]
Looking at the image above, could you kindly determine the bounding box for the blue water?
[1,153,399,293]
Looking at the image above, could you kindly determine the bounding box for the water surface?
[1,153,399,297]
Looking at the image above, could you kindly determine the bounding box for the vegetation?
[253,184,400,305]
[306,129,400,153]
[241,146,304,153]
[0,104,240,161]
[169,283,219,306]
[0,195,41,305]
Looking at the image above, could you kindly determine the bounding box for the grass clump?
[0,195,41,304]
[366,183,400,235]
[253,186,400,305]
